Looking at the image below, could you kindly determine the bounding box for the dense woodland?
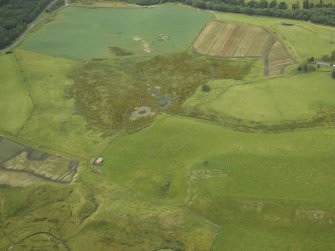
[131,0,335,26]
[0,0,55,49]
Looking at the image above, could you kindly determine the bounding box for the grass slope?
[20,5,211,60]
[0,54,32,134]
[102,115,335,204]
[102,115,335,250]
[183,72,335,124]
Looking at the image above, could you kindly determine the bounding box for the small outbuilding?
[316,61,330,67]
[93,157,104,166]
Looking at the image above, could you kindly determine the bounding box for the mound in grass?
[0,54,33,133]
[20,5,211,60]
[193,21,294,76]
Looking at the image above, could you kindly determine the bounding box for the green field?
[1,2,335,251]
[183,72,335,125]
[13,49,112,157]
[0,54,33,134]
[20,5,211,60]
[102,115,335,250]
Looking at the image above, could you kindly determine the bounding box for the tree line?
[130,0,335,26]
[0,0,54,50]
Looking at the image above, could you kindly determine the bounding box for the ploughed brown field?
[193,21,295,75]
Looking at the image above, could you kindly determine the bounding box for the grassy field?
[20,5,211,60]
[101,115,335,249]
[14,49,112,158]
[102,115,335,204]
[183,71,335,126]
[0,54,33,134]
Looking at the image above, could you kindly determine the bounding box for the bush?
[202,84,211,92]
[297,62,316,72]
[332,69,335,79]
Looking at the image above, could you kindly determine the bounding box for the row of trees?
[0,0,54,49]
[130,0,335,26]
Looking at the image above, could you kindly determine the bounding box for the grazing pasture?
[102,115,335,249]
[20,5,211,60]
[14,49,112,157]
[0,54,33,133]
[183,72,335,129]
